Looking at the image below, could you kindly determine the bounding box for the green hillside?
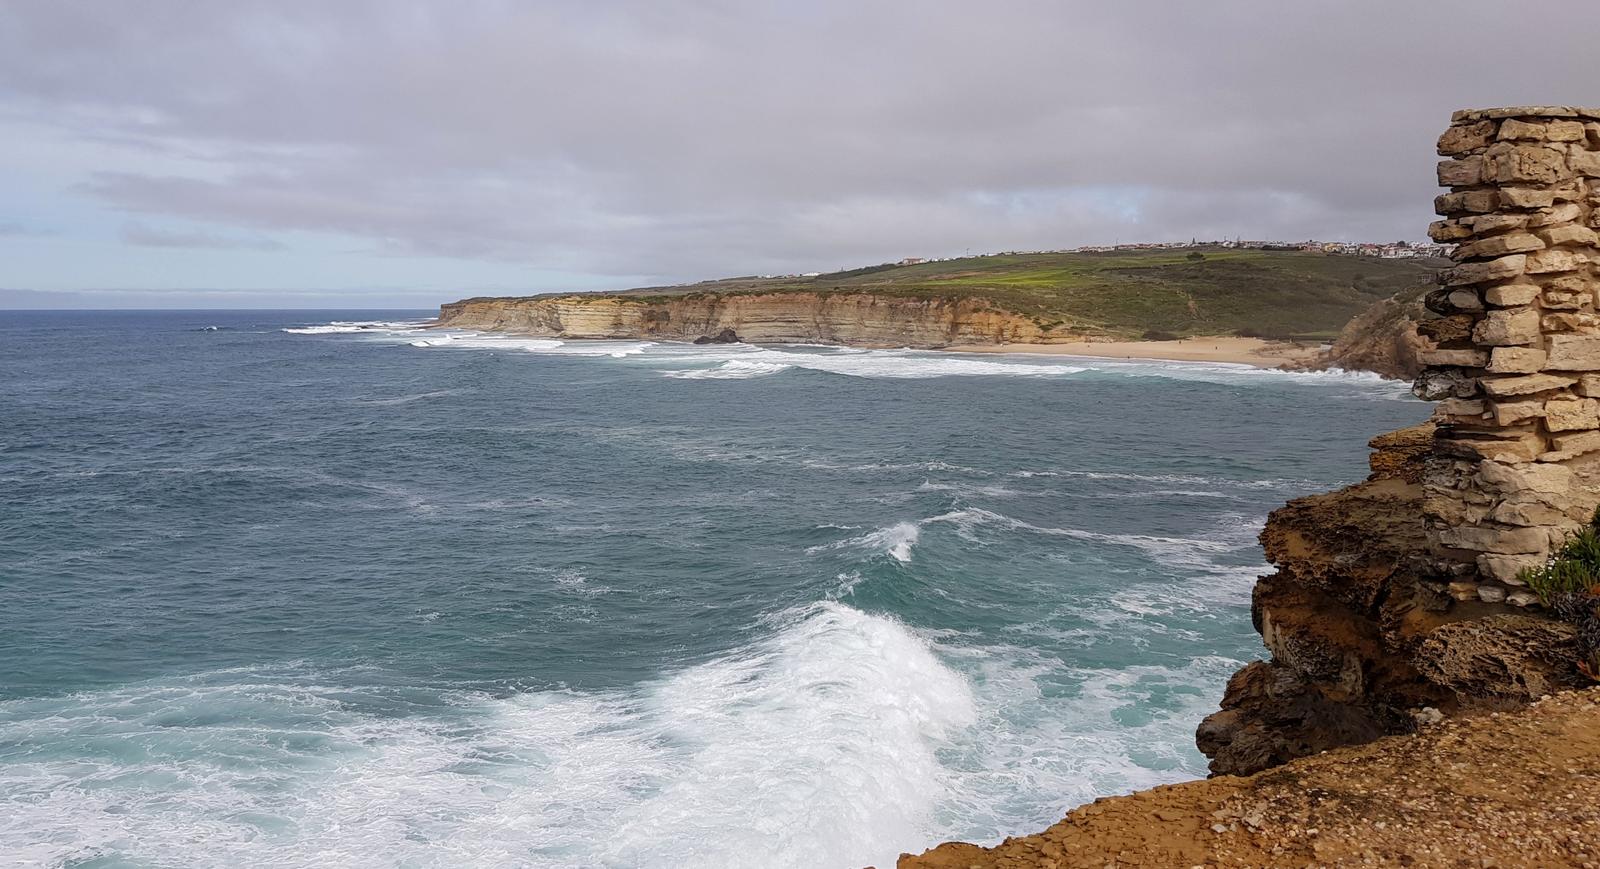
[608,247,1444,340]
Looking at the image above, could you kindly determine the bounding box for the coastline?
[945,336,1326,369]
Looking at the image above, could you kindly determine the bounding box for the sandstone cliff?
[1314,288,1434,380]
[898,687,1600,868]
[436,292,1077,347]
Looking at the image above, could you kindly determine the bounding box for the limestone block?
[1588,122,1600,148]
[1569,149,1600,178]
[1496,119,1547,141]
[1428,219,1474,242]
[1525,248,1585,273]
[1438,157,1484,186]
[1490,500,1570,527]
[1483,282,1541,306]
[1473,213,1537,235]
[1413,367,1480,400]
[1439,120,1497,155]
[1418,315,1475,343]
[1543,396,1600,430]
[1489,399,1543,425]
[1487,346,1546,374]
[1543,289,1586,310]
[1540,224,1599,246]
[1477,459,1573,498]
[1445,254,1526,286]
[1425,494,1492,526]
[1445,289,1483,311]
[1498,188,1556,209]
[1457,232,1544,258]
[1545,334,1600,370]
[1478,553,1546,584]
[1576,373,1600,397]
[1434,523,1549,555]
[1527,203,1583,227]
[1472,307,1540,345]
[1550,429,1600,456]
[1480,372,1575,397]
[1543,312,1600,332]
[1546,120,1588,142]
[1487,143,1569,184]
[1419,348,1488,367]
[1436,190,1499,215]
[1436,398,1486,417]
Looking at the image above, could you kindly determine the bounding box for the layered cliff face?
[436,292,1073,347]
[1316,289,1434,380]
[1195,424,1584,778]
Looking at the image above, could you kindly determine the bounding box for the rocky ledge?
[1197,423,1584,777]
[898,687,1600,868]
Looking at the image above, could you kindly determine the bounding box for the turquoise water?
[0,311,1426,867]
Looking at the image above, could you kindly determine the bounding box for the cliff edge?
[898,687,1600,868]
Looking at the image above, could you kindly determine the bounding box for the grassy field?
[513,247,1446,340]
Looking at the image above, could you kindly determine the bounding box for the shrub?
[1518,522,1600,604]
[1141,329,1182,341]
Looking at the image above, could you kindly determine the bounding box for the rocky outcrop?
[897,687,1600,868]
[1317,289,1434,380]
[1195,424,1584,778]
[436,292,1076,348]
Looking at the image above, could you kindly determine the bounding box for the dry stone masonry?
[1420,106,1600,599]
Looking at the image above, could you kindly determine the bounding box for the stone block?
[1489,500,1569,527]
[1489,399,1543,425]
[1429,219,1474,242]
[1576,373,1600,397]
[1472,307,1541,345]
[1420,348,1488,367]
[1477,459,1574,497]
[1545,334,1600,370]
[1436,398,1486,417]
[1479,372,1576,397]
[1438,157,1485,186]
[1458,233,1544,258]
[1436,190,1499,215]
[1540,224,1599,246]
[1527,203,1583,227]
[1418,315,1475,343]
[1499,188,1555,209]
[1546,120,1588,142]
[1570,149,1600,178]
[1478,553,1545,584]
[1488,144,1569,184]
[1471,213,1534,234]
[1445,254,1526,286]
[1439,120,1497,155]
[1435,523,1550,555]
[1525,248,1586,273]
[1589,122,1600,148]
[1483,282,1541,306]
[1496,119,1547,141]
[1413,368,1480,400]
[1543,289,1586,310]
[1487,346,1546,374]
[1550,429,1600,456]
[1543,312,1600,332]
[1543,396,1600,430]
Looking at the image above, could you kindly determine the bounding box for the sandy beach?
[946,336,1326,369]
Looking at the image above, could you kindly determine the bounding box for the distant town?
[901,238,1452,265]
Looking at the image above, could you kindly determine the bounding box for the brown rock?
[1472,308,1541,345]
[1542,396,1599,431]
[1438,120,1497,155]
[1486,346,1546,374]
[1545,334,1600,370]
[1445,255,1527,286]
[1483,282,1541,306]
[1438,157,1485,186]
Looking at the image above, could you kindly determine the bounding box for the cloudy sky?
[3,1,1598,308]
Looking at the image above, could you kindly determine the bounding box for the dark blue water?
[0,310,1427,867]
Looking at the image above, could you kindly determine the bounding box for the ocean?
[0,310,1426,868]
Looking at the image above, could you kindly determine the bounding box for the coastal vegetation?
[599,248,1445,340]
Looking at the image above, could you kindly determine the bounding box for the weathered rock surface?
[1195,425,1583,778]
[436,292,1071,348]
[1313,289,1433,380]
[895,688,1600,869]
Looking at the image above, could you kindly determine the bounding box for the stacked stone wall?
[1420,107,1600,599]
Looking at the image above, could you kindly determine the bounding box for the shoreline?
[944,336,1326,369]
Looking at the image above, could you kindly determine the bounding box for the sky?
[2,1,1598,309]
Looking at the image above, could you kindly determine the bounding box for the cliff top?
[456,248,1443,340]
[898,687,1600,868]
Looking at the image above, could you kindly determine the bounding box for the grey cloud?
[120,220,286,251]
[4,0,1600,287]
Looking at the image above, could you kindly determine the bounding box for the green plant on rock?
[1518,526,1600,605]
